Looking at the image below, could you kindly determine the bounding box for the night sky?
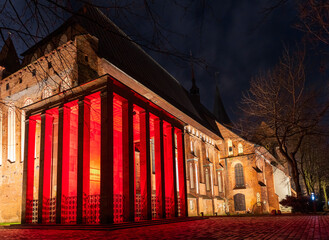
[2,1,303,122]
[136,1,303,122]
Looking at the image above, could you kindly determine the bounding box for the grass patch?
[0,222,20,226]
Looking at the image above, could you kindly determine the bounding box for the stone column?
[77,98,91,224]
[154,118,165,218]
[139,110,152,220]
[122,99,134,221]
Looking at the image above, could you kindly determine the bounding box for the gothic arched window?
[217,171,223,193]
[205,168,210,191]
[235,163,245,188]
[189,163,194,189]
[234,193,246,211]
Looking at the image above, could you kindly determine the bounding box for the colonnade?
[22,78,187,224]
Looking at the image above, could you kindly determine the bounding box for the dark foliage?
[279,195,313,213]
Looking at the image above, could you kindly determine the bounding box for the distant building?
[0,5,291,224]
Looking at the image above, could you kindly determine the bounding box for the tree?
[265,0,329,44]
[299,133,329,209]
[297,0,329,45]
[237,47,329,197]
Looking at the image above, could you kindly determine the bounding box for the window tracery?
[235,163,245,188]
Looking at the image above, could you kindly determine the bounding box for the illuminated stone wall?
[0,29,95,222]
[184,125,224,216]
[217,123,283,214]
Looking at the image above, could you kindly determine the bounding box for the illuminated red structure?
[21,75,187,224]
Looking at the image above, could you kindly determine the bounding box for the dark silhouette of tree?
[237,48,329,198]
[299,133,329,209]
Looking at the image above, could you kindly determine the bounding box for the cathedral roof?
[21,5,222,137]
[213,85,231,126]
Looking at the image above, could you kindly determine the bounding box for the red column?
[122,100,134,222]
[44,113,54,222]
[62,106,71,219]
[139,110,152,220]
[164,124,174,218]
[176,128,187,217]
[100,86,114,224]
[38,112,54,223]
[25,117,36,224]
[77,98,91,224]
[171,126,178,217]
[21,116,29,224]
[154,118,165,218]
[56,106,71,223]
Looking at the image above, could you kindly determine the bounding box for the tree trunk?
[300,158,309,195]
[322,182,328,210]
[302,171,310,196]
[291,161,303,197]
[278,147,303,198]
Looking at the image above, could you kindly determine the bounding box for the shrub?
[279,195,313,213]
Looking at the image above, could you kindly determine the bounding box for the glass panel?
[113,95,123,223]
[26,115,38,224]
[62,101,78,224]
[133,105,141,221]
[33,116,41,223]
[86,93,101,224]
[47,109,58,223]
[149,113,157,219]
[163,121,174,218]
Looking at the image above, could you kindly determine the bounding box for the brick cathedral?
[0,6,293,224]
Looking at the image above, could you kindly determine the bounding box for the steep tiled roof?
[75,6,203,121]
[21,5,222,137]
[213,85,231,126]
[189,93,222,138]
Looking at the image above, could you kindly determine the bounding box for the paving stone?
[1,215,329,239]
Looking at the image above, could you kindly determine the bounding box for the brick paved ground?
[0,215,329,239]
